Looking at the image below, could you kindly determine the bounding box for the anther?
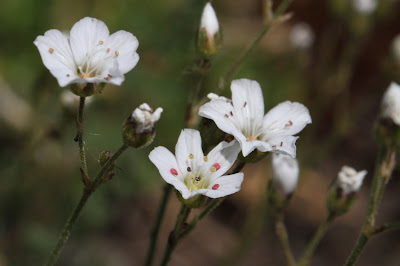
[99,40,104,44]
[66,74,70,77]
[204,156,209,162]
[243,101,247,107]
[280,141,283,147]
[212,184,220,190]
[285,120,293,127]
[230,111,234,116]
[189,154,194,159]
[195,177,201,182]
[115,51,119,57]
[106,48,111,53]
[104,74,112,81]
[48,48,54,54]
[224,114,229,118]
[272,145,277,149]
[213,163,221,171]
[187,167,192,172]
[170,168,178,176]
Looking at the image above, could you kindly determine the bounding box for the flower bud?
[327,166,367,217]
[271,153,299,196]
[351,0,377,15]
[289,22,315,49]
[197,2,222,58]
[122,103,163,148]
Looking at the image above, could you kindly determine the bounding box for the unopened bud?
[122,103,163,148]
[197,2,222,58]
[351,0,377,15]
[289,22,315,49]
[327,166,367,217]
[271,153,299,196]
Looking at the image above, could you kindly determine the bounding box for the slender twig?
[344,148,397,266]
[160,204,191,266]
[44,143,129,266]
[297,214,335,266]
[275,213,296,266]
[371,221,400,235]
[145,184,172,266]
[218,0,294,91]
[76,97,88,176]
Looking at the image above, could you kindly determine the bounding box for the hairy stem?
[76,97,88,176]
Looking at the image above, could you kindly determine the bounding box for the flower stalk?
[275,212,296,266]
[76,96,88,176]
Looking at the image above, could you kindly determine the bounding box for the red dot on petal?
[213,163,221,171]
[170,168,178,176]
[212,184,219,190]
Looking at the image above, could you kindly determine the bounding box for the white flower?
[198,79,312,158]
[338,166,367,196]
[381,82,400,126]
[207,93,231,103]
[289,22,315,49]
[149,129,244,199]
[34,17,139,87]
[271,153,299,195]
[131,103,163,134]
[351,0,377,15]
[200,3,219,39]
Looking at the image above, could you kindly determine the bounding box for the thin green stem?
[145,184,172,266]
[44,143,129,266]
[178,198,224,240]
[160,204,191,266]
[344,148,397,266]
[372,221,400,235]
[297,214,335,266]
[76,97,88,176]
[275,213,296,266]
[218,0,294,91]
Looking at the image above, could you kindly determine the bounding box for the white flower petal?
[106,30,139,74]
[34,29,76,87]
[241,139,272,157]
[381,82,400,126]
[205,173,244,198]
[70,17,110,66]
[231,79,265,124]
[201,140,241,179]
[175,129,205,175]
[264,135,299,158]
[149,146,191,199]
[262,101,311,139]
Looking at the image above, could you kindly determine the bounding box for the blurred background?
[1,0,400,265]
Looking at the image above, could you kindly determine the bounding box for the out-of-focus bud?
[351,0,377,15]
[327,166,367,217]
[60,90,93,112]
[197,2,222,58]
[289,22,315,49]
[377,82,400,147]
[70,82,105,97]
[271,153,299,196]
[122,103,163,148]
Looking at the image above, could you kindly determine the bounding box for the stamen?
[106,48,111,53]
[280,141,283,147]
[115,51,119,57]
[187,167,191,172]
[104,74,112,81]
[212,184,219,190]
[285,120,293,127]
[195,177,201,182]
[213,163,221,171]
[204,156,208,162]
[170,168,178,176]
[66,74,70,77]
[272,145,277,149]
[99,40,104,44]
[243,101,247,107]
[246,136,257,142]
[224,114,229,118]
[48,48,54,54]
[189,154,194,159]
[230,111,234,116]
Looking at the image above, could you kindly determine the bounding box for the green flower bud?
[197,2,222,58]
[122,103,163,148]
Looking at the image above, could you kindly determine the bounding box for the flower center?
[184,174,210,192]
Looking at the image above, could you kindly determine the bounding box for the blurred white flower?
[392,35,400,63]
[289,22,315,49]
[381,82,400,126]
[271,153,299,195]
[338,166,367,196]
[149,129,243,199]
[199,79,312,158]
[131,103,163,134]
[60,90,93,110]
[351,0,377,15]
[200,3,220,39]
[34,17,139,87]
